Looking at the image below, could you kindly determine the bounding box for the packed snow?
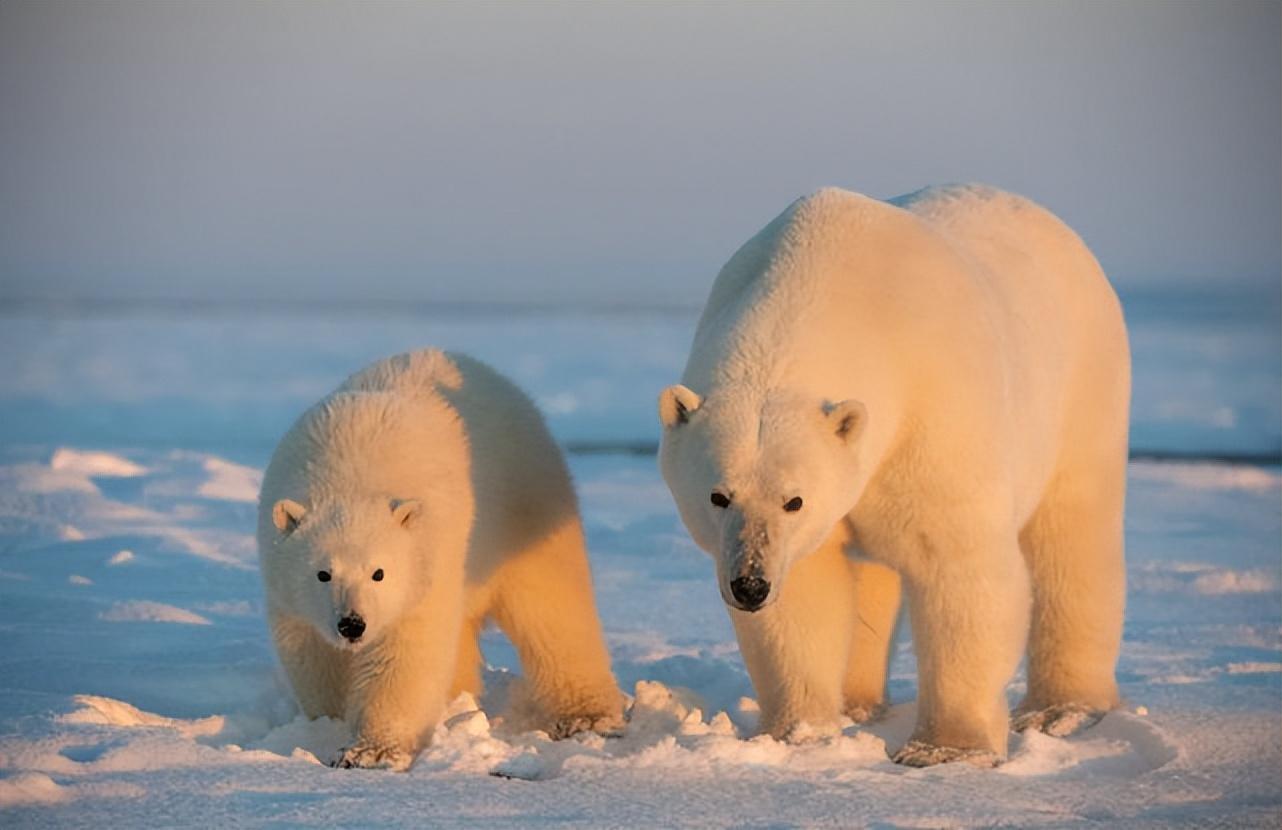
[0,295,1278,827]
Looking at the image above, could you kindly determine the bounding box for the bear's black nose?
[337,614,366,641]
[729,576,771,611]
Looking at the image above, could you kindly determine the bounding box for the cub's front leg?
[271,615,351,720]
[333,608,461,771]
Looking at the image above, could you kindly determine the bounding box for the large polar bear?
[658,185,1129,766]
[258,349,623,770]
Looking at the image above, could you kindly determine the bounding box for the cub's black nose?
[730,576,771,610]
[337,614,366,641]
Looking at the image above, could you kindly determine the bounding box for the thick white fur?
[258,350,623,770]
[658,185,1129,765]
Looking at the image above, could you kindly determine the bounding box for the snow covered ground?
[0,291,1278,827]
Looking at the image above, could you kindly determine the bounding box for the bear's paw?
[331,741,414,771]
[892,740,1001,768]
[1012,702,1103,738]
[547,711,626,741]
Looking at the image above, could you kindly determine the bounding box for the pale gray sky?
[1,1,1278,306]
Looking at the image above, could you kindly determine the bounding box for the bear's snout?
[337,613,366,642]
[729,575,771,611]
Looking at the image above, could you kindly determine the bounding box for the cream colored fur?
[658,184,1129,766]
[258,349,623,770]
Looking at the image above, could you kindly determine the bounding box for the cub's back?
[354,350,581,559]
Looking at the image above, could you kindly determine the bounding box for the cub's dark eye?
[317,570,331,582]
[710,492,731,508]
[372,568,384,582]
[784,496,804,512]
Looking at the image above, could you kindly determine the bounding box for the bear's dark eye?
[317,570,331,582]
[710,491,731,508]
[372,568,384,582]
[784,496,803,512]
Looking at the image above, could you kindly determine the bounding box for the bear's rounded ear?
[825,399,867,446]
[272,499,307,536]
[659,385,702,428]
[390,498,422,529]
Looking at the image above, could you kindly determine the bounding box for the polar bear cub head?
[266,494,428,649]
[658,384,867,612]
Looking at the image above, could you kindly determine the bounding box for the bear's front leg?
[892,529,1029,767]
[731,538,858,740]
[333,607,461,771]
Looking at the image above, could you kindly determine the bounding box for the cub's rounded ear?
[659,385,702,428]
[825,399,867,445]
[390,498,422,529]
[272,499,307,535]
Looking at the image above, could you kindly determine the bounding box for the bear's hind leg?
[449,616,485,701]
[842,557,901,722]
[492,520,623,738]
[1015,461,1125,736]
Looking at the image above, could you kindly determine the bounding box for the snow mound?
[0,771,144,807]
[1226,662,1282,675]
[0,462,100,495]
[1190,568,1278,595]
[62,695,227,741]
[50,448,148,478]
[195,457,262,503]
[99,601,212,625]
[0,771,65,806]
[1130,461,1281,491]
[0,449,256,567]
[1131,563,1279,595]
[1002,712,1179,778]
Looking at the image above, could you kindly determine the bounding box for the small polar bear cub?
[258,349,623,770]
[658,185,1129,767]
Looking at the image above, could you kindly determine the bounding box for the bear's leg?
[893,529,1029,767]
[271,615,350,719]
[335,600,464,771]
[492,520,623,738]
[842,556,901,722]
[732,535,857,739]
[1015,462,1125,736]
[449,616,485,700]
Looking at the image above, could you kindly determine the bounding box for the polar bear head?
[263,494,430,649]
[658,384,867,612]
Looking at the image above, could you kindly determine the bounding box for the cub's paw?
[774,719,845,744]
[892,740,1001,768]
[330,742,413,771]
[547,711,626,740]
[1012,703,1103,738]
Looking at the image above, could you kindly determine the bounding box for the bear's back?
[688,184,1123,384]
[893,183,1128,413]
[890,183,1118,316]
